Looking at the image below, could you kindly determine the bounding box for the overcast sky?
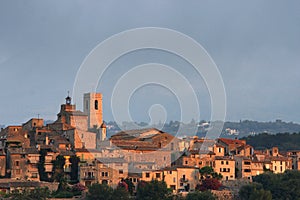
[0,0,300,125]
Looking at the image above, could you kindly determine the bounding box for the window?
[244,169,251,172]
[32,173,38,178]
[220,168,222,172]
[146,173,150,178]
[226,161,229,165]
[274,166,277,171]
[16,169,20,175]
[119,170,123,174]
[173,178,176,183]
[169,171,172,174]
[218,148,221,153]
[221,161,224,165]
[101,172,108,177]
[95,100,98,110]
[244,161,251,165]
[185,161,188,165]
[15,161,20,167]
[280,166,283,172]
[227,168,230,172]
[199,161,202,165]
[156,173,161,178]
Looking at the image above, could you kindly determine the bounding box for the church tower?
[83,93,103,129]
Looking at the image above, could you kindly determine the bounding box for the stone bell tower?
[83,93,103,129]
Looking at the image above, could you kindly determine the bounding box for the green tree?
[70,155,80,182]
[123,178,135,195]
[86,183,113,200]
[252,170,300,200]
[52,155,65,182]
[10,187,51,200]
[199,166,223,180]
[136,180,172,200]
[111,187,130,200]
[186,191,216,200]
[38,149,50,182]
[239,183,272,200]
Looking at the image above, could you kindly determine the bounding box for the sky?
[0,0,300,125]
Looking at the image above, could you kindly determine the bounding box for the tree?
[199,166,222,180]
[252,170,300,199]
[70,155,80,182]
[198,178,222,191]
[38,149,50,182]
[52,155,66,182]
[86,183,130,200]
[111,187,130,200]
[123,178,135,195]
[86,183,113,200]
[10,187,51,200]
[239,183,272,200]
[186,191,216,200]
[136,180,172,200]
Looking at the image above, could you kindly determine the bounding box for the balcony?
[83,176,96,180]
[180,178,189,183]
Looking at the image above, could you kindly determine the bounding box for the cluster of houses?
[0,93,299,194]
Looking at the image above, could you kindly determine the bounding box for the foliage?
[136,180,172,200]
[52,155,66,182]
[241,132,300,151]
[199,166,223,180]
[123,178,135,195]
[37,149,50,182]
[186,191,216,200]
[251,170,300,200]
[86,183,130,200]
[198,178,222,191]
[239,182,272,200]
[70,155,80,182]
[71,183,86,196]
[9,187,51,200]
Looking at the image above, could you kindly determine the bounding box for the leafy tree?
[123,178,135,195]
[239,183,272,200]
[86,183,113,200]
[199,166,222,180]
[252,170,300,200]
[52,155,66,182]
[111,187,130,200]
[38,149,50,182]
[86,183,130,200]
[186,191,216,200]
[10,187,51,200]
[70,155,80,182]
[136,180,172,200]
[198,178,222,191]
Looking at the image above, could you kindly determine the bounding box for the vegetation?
[70,155,80,182]
[8,187,51,200]
[86,183,130,200]
[239,170,300,200]
[186,191,216,200]
[199,166,223,180]
[242,132,300,151]
[239,183,272,200]
[52,155,66,182]
[136,180,172,200]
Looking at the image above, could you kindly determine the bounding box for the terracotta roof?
[218,138,246,145]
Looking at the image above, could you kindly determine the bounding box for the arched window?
[95,100,98,110]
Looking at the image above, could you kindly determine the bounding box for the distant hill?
[106,120,300,139]
[221,120,300,138]
[241,132,300,151]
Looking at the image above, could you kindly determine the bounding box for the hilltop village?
[0,93,299,198]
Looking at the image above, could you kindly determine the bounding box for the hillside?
[241,132,300,151]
